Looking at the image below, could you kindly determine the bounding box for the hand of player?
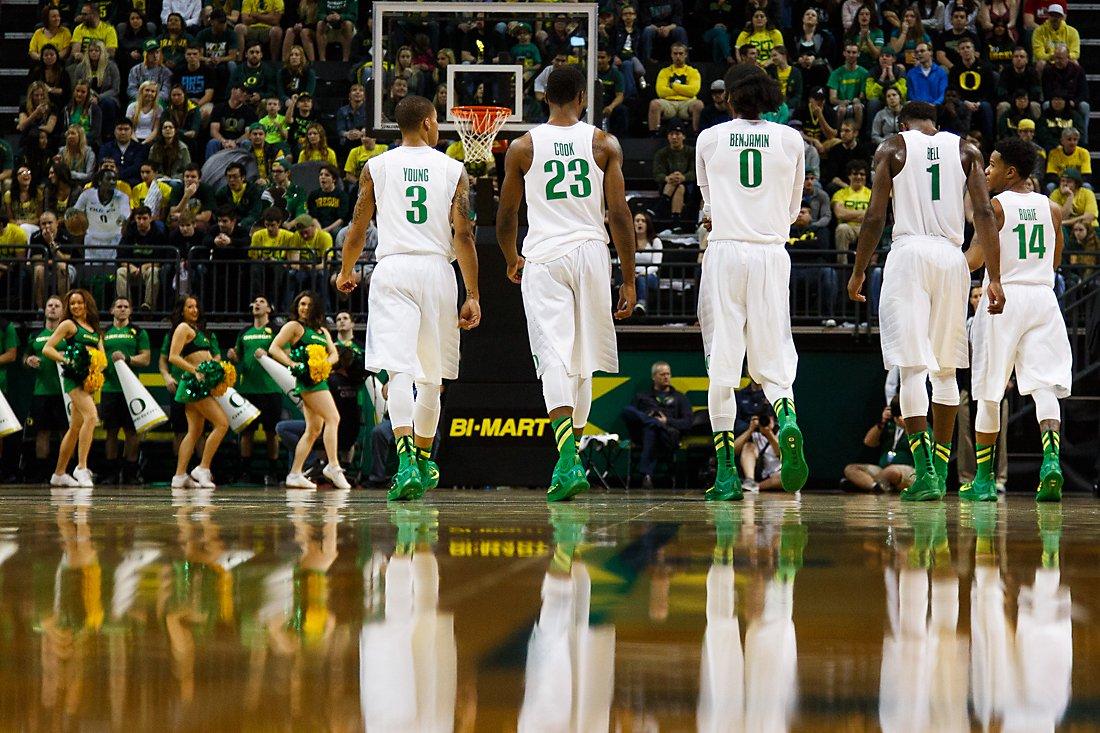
[458,297,481,330]
[506,256,525,284]
[336,270,360,293]
[986,280,1005,314]
[882,405,892,421]
[702,216,712,231]
[615,282,636,320]
[847,270,866,302]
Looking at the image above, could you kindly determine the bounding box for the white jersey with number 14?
[695,118,804,245]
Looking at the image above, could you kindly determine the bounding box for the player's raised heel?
[900,475,942,502]
[414,459,440,500]
[388,463,424,502]
[1036,459,1063,503]
[547,462,589,502]
[959,476,998,502]
[777,423,808,492]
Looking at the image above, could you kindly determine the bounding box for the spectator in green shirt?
[100,296,152,483]
[24,297,67,482]
[828,43,870,131]
[317,0,358,63]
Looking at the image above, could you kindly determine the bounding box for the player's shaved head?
[395,95,436,132]
[724,63,781,120]
[545,65,586,106]
[898,101,938,125]
[993,136,1037,181]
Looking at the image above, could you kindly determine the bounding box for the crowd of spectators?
[1,0,1098,323]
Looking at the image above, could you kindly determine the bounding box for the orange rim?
[451,105,512,134]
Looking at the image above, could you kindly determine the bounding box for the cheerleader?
[269,291,351,490]
[43,289,106,488]
[168,296,232,488]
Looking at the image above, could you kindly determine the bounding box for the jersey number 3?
[405,185,428,224]
[1012,222,1046,260]
[545,159,591,200]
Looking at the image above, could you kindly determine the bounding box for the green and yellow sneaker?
[930,433,950,499]
[704,473,743,501]
[959,476,998,502]
[1036,456,1063,502]
[901,432,941,502]
[547,461,589,502]
[388,463,423,502]
[774,398,809,492]
[410,457,440,500]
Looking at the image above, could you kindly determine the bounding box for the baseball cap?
[248,121,264,131]
[143,39,160,52]
[710,79,725,91]
[1047,3,1065,14]
[290,214,315,231]
[798,41,817,56]
[1061,166,1083,183]
[667,120,687,133]
[1017,118,1036,130]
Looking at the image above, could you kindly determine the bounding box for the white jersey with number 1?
[368,144,464,261]
[521,121,608,264]
[695,118,804,245]
[891,129,965,246]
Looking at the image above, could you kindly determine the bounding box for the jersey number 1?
[545,159,592,200]
[926,163,940,201]
[405,185,427,224]
[1012,222,1046,259]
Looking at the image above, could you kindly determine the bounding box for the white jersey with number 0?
[990,190,1056,288]
[74,187,130,241]
[695,118,804,245]
[522,121,607,264]
[368,144,464,261]
[892,130,965,246]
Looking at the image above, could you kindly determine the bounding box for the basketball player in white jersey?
[497,65,636,502]
[962,138,1071,502]
[73,169,130,263]
[848,101,1004,502]
[696,63,810,502]
[337,95,481,501]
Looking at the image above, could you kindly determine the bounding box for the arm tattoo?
[453,179,470,215]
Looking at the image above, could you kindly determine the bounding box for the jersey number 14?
[1012,222,1046,260]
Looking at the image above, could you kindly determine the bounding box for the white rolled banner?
[215,387,261,434]
[258,353,302,406]
[113,360,168,433]
[0,389,22,438]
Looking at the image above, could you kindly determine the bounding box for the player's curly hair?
[545,65,586,106]
[994,136,1038,181]
[724,63,781,119]
[898,101,937,125]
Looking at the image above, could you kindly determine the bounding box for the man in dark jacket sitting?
[621,361,694,488]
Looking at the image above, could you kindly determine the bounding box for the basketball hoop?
[451,106,511,165]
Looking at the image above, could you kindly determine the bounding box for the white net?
[451,106,511,165]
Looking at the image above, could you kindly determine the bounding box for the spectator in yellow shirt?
[648,43,704,133]
[832,161,872,261]
[235,0,285,63]
[1031,4,1079,72]
[298,123,338,166]
[1044,126,1091,191]
[29,7,72,63]
[250,206,296,260]
[0,215,29,261]
[1050,167,1098,233]
[70,2,118,63]
[344,136,388,184]
[735,10,784,66]
[288,214,333,309]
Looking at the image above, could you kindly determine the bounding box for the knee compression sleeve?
[412,382,441,439]
[573,377,592,428]
[387,372,415,429]
[975,400,1001,434]
[541,362,574,413]
[1031,387,1061,424]
[708,384,737,431]
[898,366,930,419]
[930,369,960,406]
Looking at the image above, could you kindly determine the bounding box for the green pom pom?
[288,344,315,385]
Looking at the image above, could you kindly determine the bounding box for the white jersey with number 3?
[991,190,1056,288]
[522,121,607,264]
[368,144,464,261]
[891,130,965,246]
[695,118,804,245]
